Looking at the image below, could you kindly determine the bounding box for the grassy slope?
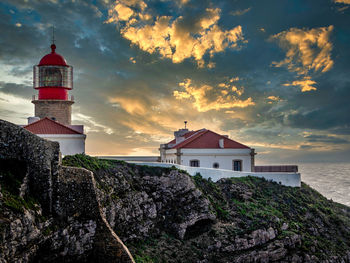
[62,154,350,262]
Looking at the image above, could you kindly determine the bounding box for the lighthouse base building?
[23,43,86,156]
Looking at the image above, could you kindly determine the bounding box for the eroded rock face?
[0,119,134,263]
[95,167,216,241]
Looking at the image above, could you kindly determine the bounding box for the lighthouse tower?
[32,43,74,125]
[24,42,86,156]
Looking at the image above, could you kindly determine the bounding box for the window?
[213,162,219,169]
[233,160,242,171]
[190,160,200,167]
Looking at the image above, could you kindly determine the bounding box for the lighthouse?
[24,42,86,156]
[32,43,74,125]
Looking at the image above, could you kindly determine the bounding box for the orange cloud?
[334,0,350,3]
[173,78,255,112]
[271,26,334,75]
[271,26,334,92]
[106,1,245,67]
[283,77,317,92]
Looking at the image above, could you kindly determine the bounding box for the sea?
[298,163,350,207]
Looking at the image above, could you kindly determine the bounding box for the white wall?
[163,148,252,172]
[127,162,301,187]
[38,134,86,156]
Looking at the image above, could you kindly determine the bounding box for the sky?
[0,0,349,164]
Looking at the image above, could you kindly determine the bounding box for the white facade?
[161,148,253,172]
[38,134,86,156]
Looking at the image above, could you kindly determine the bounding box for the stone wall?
[0,119,134,262]
[32,99,73,125]
[0,119,60,213]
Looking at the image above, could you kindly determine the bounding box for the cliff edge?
[1,119,350,262]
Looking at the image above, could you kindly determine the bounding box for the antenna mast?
[52,25,55,44]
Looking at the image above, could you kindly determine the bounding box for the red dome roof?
[39,44,67,66]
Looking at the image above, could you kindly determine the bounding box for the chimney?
[27,116,40,124]
[174,128,189,144]
[219,138,224,148]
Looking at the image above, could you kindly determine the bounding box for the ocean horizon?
[295,162,350,207]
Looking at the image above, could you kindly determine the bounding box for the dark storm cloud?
[0,0,349,160]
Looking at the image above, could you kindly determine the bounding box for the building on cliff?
[159,127,256,172]
[23,42,86,156]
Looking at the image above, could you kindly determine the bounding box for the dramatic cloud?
[173,78,255,112]
[271,26,334,74]
[0,0,350,162]
[283,77,317,92]
[334,0,350,4]
[271,26,334,92]
[106,1,246,67]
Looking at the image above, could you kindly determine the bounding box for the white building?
[24,117,86,156]
[160,128,256,172]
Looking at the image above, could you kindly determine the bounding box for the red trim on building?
[24,117,82,134]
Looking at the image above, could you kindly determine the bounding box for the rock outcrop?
[0,119,134,263]
[2,119,350,263]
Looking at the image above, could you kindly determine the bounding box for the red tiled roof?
[167,130,198,144]
[24,117,82,135]
[170,129,250,149]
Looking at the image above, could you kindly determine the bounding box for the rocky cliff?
[62,154,350,263]
[1,119,350,263]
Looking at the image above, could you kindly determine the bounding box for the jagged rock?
[2,118,350,263]
[95,168,216,240]
[0,119,134,263]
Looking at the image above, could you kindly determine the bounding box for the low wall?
[98,156,159,162]
[127,162,301,187]
[255,165,298,173]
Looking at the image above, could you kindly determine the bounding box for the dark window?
[190,160,200,167]
[233,160,242,171]
[213,162,219,169]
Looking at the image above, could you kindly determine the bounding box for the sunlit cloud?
[271,26,334,92]
[106,1,246,67]
[271,26,334,75]
[173,78,254,112]
[334,0,350,4]
[283,77,317,92]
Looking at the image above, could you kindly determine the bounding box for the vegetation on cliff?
[61,154,350,263]
[1,152,350,262]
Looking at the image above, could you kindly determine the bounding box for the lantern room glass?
[33,65,73,89]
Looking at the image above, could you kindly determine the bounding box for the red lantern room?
[33,44,73,100]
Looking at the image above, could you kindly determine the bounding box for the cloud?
[173,78,255,112]
[73,113,115,134]
[271,26,334,92]
[267,96,280,101]
[230,7,251,16]
[304,134,349,144]
[334,0,350,4]
[271,26,334,75]
[283,77,317,92]
[106,1,246,67]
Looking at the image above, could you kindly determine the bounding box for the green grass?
[62,154,124,172]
